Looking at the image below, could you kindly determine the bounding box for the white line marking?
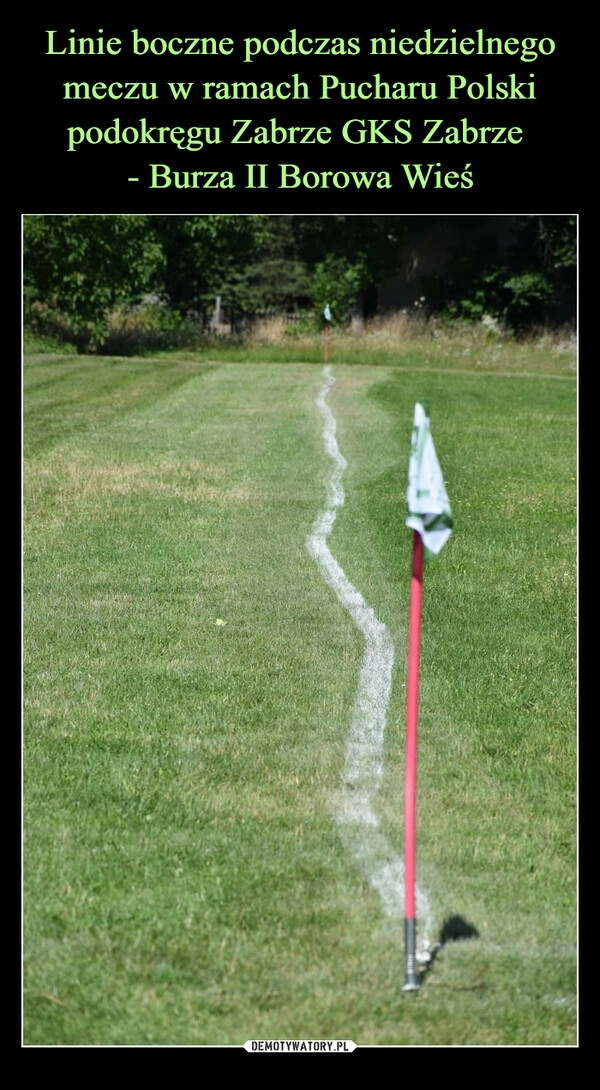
[307,367,433,957]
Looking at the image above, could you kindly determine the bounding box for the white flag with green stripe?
[406,402,453,560]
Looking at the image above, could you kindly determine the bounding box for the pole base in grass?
[402,977,420,992]
[403,918,420,992]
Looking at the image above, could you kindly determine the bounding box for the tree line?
[23,214,576,352]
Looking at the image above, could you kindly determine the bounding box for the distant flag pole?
[324,304,331,362]
[403,402,453,992]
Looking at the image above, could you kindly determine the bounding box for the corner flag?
[403,402,452,992]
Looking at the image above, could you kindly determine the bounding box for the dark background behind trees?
[23,214,576,352]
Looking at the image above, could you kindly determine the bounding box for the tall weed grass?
[23,307,576,377]
[222,312,577,375]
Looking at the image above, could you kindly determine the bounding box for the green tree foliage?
[422,216,576,331]
[310,254,368,326]
[293,215,408,315]
[23,214,269,348]
[23,216,165,349]
[206,216,311,323]
[151,215,269,317]
[23,215,575,353]
[208,215,408,323]
[293,216,407,284]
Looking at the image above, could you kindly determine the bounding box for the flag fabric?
[406,402,453,560]
[324,304,332,322]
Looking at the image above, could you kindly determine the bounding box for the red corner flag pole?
[403,400,453,992]
[403,528,424,991]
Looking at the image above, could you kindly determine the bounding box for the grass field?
[23,334,577,1046]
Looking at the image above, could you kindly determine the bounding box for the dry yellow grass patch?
[25,453,257,511]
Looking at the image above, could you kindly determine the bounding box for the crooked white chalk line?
[306,366,432,957]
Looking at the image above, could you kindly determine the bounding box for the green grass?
[24,312,576,378]
[23,345,576,1045]
[152,327,576,377]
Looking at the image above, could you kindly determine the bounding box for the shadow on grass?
[419,914,480,986]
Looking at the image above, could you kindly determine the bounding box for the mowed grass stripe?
[23,358,576,1045]
[24,363,373,1045]
[312,366,576,1035]
[335,368,575,1007]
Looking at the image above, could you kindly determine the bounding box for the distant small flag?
[405,402,453,560]
[324,304,332,322]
